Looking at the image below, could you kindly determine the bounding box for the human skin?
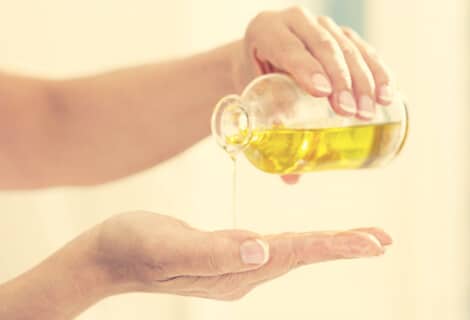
[0,8,392,189]
[0,7,394,319]
[0,212,392,320]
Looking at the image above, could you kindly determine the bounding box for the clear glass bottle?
[211,73,408,174]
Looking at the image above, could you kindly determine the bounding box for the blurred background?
[0,0,468,319]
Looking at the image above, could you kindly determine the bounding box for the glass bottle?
[211,73,408,174]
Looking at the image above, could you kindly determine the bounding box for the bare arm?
[0,42,242,189]
[0,228,117,320]
[0,8,393,189]
[0,211,391,320]
[0,9,397,319]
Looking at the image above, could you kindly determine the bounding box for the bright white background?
[0,0,468,319]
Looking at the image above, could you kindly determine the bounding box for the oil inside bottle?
[225,122,405,227]
[227,122,404,174]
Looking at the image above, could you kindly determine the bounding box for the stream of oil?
[231,158,237,228]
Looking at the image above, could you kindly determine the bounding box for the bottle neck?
[211,94,252,157]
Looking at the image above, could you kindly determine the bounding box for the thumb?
[171,230,270,277]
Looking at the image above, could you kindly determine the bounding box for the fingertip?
[332,231,385,258]
[377,84,394,105]
[354,231,385,255]
[329,91,356,117]
[354,227,393,246]
[281,174,301,184]
[380,234,393,246]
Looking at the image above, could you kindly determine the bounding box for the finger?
[353,227,393,246]
[186,230,384,291]
[279,230,384,266]
[166,229,270,277]
[342,26,394,105]
[157,229,386,297]
[318,17,376,120]
[284,9,356,116]
[260,25,333,97]
[281,174,300,184]
[243,230,384,288]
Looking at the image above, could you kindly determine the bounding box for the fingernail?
[338,91,357,114]
[332,233,384,258]
[357,95,375,120]
[240,239,269,265]
[312,73,332,94]
[378,84,393,102]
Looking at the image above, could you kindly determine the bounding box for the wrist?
[83,225,143,296]
[58,228,125,302]
[0,226,135,320]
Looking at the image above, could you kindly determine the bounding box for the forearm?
[0,228,124,320]
[0,40,245,189]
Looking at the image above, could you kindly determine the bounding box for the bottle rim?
[210,94,252,157]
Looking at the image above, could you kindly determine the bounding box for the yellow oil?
[231,158,238,228]
[229,122,404,174]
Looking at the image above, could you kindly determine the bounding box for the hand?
[234,7,394,185]
[93,211,392,301]
[238,6,393,118]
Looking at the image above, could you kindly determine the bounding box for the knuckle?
[252,10,275,23]
[316,36,337,53]
[341,26,357,37]
[245,21,258,44]
[207,236,225,274]
[272,236,298,273]
[341,43,361,60]
[364,46,379,60]
[287,238,302,270]
[246,11,275,39]
[317,15,334,26]
[286,5,306,16]
[291,240,307,268]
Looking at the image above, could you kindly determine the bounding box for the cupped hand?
[93,211,392,301]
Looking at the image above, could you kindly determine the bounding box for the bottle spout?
[211,94,251,158]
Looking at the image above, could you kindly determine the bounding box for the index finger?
[242,229,386,287]
[341,27,395,105]
[151,229,388,296]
